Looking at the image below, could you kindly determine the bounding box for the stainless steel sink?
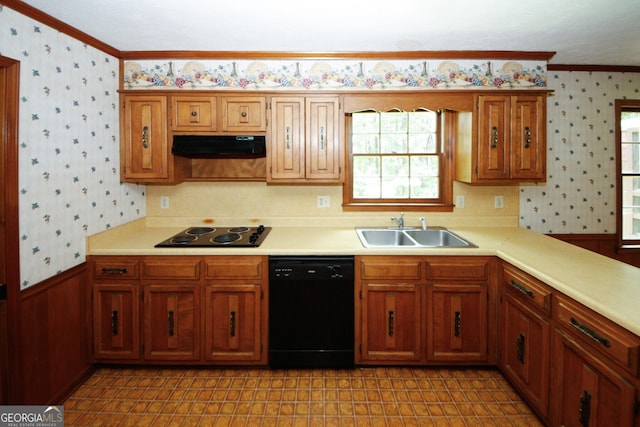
[355,228,476,248]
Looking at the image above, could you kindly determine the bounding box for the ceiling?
[21,0,640,66]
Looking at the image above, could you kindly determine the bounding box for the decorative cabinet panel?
[359,282,422,363]
[204,285,262,363]
[501,293,550,418]
[221,96,266,132]
[93,284,140,360]
[268,96,342,183]
[121,95,170,182]
[426,284,488,362]
[551,329,637,427]
[456,93,546,184]
[171,95,216,132]
[143,284,201,361]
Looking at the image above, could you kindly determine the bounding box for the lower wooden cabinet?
[143,285,201,361]
[205,284,263,363]
[551,329,637,427]
[90,255,267,365]
[93,283,140,360]
[427,283,488,362]
[359,283,422,363]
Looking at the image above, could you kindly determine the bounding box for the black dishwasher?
[269,256,354,369]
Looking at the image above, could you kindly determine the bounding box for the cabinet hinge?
[260,290,264,300]
[635,399,640,416]
[359,290,362,299]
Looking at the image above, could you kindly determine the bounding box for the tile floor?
[63,366,543,426]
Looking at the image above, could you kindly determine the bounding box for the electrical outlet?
[317,195,330,208]
[494,195,504,209]
[160,196,170,209]
[455,195,465,209]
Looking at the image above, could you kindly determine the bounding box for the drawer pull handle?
[101,267,128,275]
[142,125,149,148]
[510,280,534,298]
[168,310,175,337]
[569,317,611,348]
[230,310,236,337]
[388,310,394,337]
[524,126,531,148]
[111,310,119,336]
[516,333,525,364]
[579,389,591,427]
[320,126,325,150]
[285,126,291,149]
[490,126,499,148]
[454,311,461,337]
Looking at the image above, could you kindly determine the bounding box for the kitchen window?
[342,109,454,211]
[616,99,640,250]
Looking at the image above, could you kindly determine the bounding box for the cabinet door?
[476,95,509,180]
[121,95,168,180]
[143,285,200,361]
[501,294,550,418]
[305,97,342,182]
[511,95,545,180]
[221,96,266,132]
[93,284,140,360]
[269,97,305,181]
[204,285,263,363]
[551,330,637,427]
[171,96,216,132]
[359,283,422,363]
[427,284,488,362]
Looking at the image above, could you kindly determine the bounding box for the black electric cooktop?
[155,225,271,248]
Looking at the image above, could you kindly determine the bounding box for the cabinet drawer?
[221,96,266,132]
[142,257,201,280]
[426,258,489,281]
[204,256,264,280]
[555,295,640,376]
[503,264,552,315]
[358,257,422,281]
[93,257,139,280]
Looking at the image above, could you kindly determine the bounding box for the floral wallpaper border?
[124,59,547,90]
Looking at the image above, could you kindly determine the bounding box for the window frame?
[342,108,455,212]
[615,99,640,251]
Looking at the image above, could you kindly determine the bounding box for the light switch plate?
[456,195,465,209]
[160,196,170,209]
[317,195,330,208]
[494,195,504,209]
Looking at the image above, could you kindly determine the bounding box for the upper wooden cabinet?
[456,93,546,184]
[171,95,217,132]
[268,96,343,183]
[221,96,267,132]
[121,94,170,182]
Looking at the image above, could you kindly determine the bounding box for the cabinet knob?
[191,111,197,117]
[241,111,247,117]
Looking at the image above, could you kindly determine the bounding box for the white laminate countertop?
[87,222,640,337]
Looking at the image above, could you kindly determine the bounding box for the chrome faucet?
[420,217,427,230]
[390,212,405,229]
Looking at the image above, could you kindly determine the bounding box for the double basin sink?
[356,227,476,248]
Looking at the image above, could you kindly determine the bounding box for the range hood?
[172,135,266,159]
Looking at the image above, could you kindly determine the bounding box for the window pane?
[380,134,408,153]
[352,134,379,154]
[622,175,640,240]
[382,156,409,177]
[408,111,437,132]
[353,156,380,177]
[382,177,409,198]
[354,176,380,198]
[352,113,379,134]
[411,176,439,198]
[408,133,437,153]
[411,155,439,176]
[380,112,407,133]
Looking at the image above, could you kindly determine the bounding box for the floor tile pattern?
[63,367,543,426]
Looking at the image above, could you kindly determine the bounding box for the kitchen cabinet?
[456,93,546,184]
[171,95,216,132]
[356,257,422,364]
[121,94,171,182]
[221,96,266,132]
[143,284,201,361]
[499,263,552,419]
[425,258,493,363]
[89,255,268,365]
[268,96,343,183]
[356,256,496,365]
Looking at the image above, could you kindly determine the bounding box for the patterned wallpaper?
[0,7,146,289]
[520,71,640,234]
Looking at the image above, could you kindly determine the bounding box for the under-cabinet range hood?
[172,135,266,159]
